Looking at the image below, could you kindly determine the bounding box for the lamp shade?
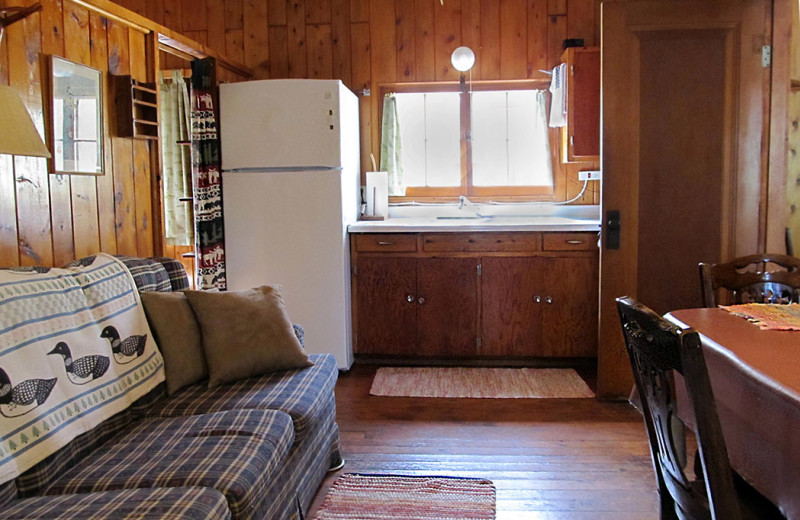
[0,84,51,158]
[450,46,475,72]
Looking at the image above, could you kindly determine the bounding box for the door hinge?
[477,263,482,276]
[762,45,771,68]
[476,337,482,349]
[353,265,358,276]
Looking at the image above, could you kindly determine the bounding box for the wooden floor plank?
[308,364,659,518]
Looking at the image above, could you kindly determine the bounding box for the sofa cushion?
[0,479,16,507]
[2,487,231,520]
[146,353,337,447]
[140,291,208,395]
[42,409,294,520]
[184,286,313,387]
[15,407,136,497]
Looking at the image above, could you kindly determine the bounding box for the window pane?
[471,91,508,186]
[395,92,460,188]
[76,98,98,140]
[423,92,460,187]
[472,90,553,187]
[76,141,98,172]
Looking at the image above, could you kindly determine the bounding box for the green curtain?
[379,93,405,196]
[158,70,193,246]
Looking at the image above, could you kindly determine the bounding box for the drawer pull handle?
[566,240,584,245]
[377,241,395,246]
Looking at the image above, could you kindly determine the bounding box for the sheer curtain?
[379,93,405,196]
[158,70,193,246]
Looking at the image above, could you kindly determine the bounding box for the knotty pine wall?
[0,0,158,268]
[0,0,250,269]
[116,0,601,203]
[787,1,800,253]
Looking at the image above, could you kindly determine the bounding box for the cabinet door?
[540,256,598,357]
[561,47,600,162]
[416,258,479,357]
[355,256,417,355]
[481,257,544,357]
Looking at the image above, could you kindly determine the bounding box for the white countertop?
[348,204,601,233]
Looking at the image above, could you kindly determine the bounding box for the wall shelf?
[112,75,159,140]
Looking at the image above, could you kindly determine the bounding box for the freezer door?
[220,79,344,170]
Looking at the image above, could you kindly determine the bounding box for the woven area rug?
[312,474,496,520]
[369,367,595,398]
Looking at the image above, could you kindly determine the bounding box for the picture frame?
[46,55,104,175]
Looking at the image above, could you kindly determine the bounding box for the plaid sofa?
[0,256,343,520]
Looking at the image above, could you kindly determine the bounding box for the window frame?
[379,79,556,201]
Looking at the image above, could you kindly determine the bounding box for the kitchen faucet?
[459,195,474,210]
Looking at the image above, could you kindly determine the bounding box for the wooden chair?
[699,254,800,307]
[616,297,783,520]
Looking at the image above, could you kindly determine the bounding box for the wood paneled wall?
[1,0,157,267]
[115,0,601,203]
[787,2,800,253]
[1,0,601,268]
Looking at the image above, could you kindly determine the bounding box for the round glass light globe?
[451,46,475,72]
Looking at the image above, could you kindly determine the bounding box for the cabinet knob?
[406,294,415,303]
[377,241,395,246]
[534,295,541,303]
[417,297,426,305]
[545,296,553,304]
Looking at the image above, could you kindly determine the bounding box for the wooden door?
[416,257,480,358]
[480,257,543,357]
[355,256,417,355]
[541,256,599,357]
[599,0,770,398]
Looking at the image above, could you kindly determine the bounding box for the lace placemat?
[721,303,800,330]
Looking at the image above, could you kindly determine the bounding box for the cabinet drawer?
[353,233,417,252]
[542,232,598,251]
[423,233,541,252]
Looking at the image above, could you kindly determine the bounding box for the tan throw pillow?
[184,286,313,387]
[140,291,208,395]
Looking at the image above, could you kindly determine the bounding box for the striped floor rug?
[369,367,595,398]
[312,474,496,520]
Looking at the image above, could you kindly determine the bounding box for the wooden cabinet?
[354,249,479,358]
[560,47,600,163]
[351,231,598,361]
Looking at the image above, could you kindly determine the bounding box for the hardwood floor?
[307,364,659,519]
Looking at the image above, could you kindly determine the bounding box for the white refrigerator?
[219,79,359,370]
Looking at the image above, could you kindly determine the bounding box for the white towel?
[548,63,568,128]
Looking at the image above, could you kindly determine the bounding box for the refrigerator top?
[219,80,358,171]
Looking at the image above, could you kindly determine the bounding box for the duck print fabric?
[0,254,164,484]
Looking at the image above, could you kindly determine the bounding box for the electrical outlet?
[578,170,601,181]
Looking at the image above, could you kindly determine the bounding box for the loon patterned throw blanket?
[0,254,164,483]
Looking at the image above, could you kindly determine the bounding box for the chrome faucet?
[459,195,474,210]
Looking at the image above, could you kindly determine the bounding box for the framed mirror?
[47,56,104,175]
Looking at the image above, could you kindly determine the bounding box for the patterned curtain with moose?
[190,58,226,290]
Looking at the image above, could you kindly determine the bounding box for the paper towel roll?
[365,171,389,218]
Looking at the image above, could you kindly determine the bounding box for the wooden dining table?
[666,307,800,520]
